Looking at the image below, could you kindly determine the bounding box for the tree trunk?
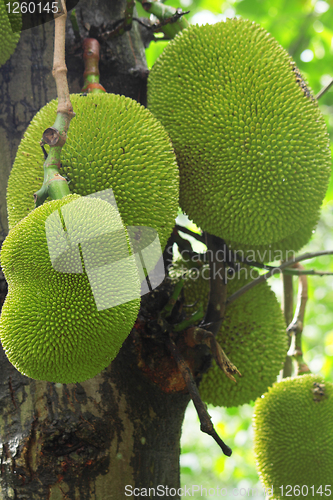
[0,2,192,498]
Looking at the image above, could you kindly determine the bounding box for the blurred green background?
[138,0,333,496]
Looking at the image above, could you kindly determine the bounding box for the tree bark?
[0,2,191,498]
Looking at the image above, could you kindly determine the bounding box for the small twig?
[235,253,333,276]
[286,264,310,375]
[139,0,190,39]
[227,250,333,305]
[282,267,294,378]
[161,279,184,317]
[124,0,135,31]
[165,336,232,457]
[282,269,333,276]
[103,0,135,39]
[316,78,333,100]
[173,306,204,332]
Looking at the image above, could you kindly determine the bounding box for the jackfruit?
[171,259,287,407]
[0,194,141,383]
[148,19,331,255]
[7,93,179,253]
[0,1,20,67]
[253,375,333,498]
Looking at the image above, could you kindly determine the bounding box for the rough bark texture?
[0,2,191,498]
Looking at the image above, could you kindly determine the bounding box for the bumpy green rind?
[0,1,20,67]
[253,375,333,498]
[227,211,319,263]
[148,19,331,253]
[7,93,179,252]
[171,259,287,407]
[0,194,141,383]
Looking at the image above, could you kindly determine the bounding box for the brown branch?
[165,336,232,457]
[227,250,333,306]
[201,233,228,336]
[81,38,106,93]
[282,266,294,378]
[316,78,333,100]
[184,327,241,382]
[286,263,310,375]
[53,0,74,121]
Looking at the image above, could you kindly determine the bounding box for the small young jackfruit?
[0,194,141,383]
[7,93,179,252]
[253,375,333,498]
[148,19,331,255]
[0,1,20,67]
[171,259,287,407]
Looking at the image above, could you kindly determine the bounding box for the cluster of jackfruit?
[171,258,288,407]
[2,15,330,392]
[148,18,331,258]
[0,195,141,383]
[2,92,180,383]
[253,375,333,498]
[0,0,21,67]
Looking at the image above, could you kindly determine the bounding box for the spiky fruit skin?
[0,1,20,67]
[0,194,141,383]
[148,19,331,255]
[7,93,179,252]
[171,259,287,407]
[253,375,333,499]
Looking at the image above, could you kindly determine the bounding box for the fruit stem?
[282,269,294,378]
[34,0,74,206]
[81,38,106,94]
[139,0,190,39]
[286,263,311,376]
[34,147,69,207]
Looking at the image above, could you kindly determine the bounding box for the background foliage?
[138,0,333,496]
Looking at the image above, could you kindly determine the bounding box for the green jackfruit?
[148,19,331,255]
[253,375,333,498]
[0,1,20,67]
[7,93,179,252]
[171,259,287,406]
[0,194,141,383]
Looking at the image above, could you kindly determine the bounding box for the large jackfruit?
[253,375,333,499]
[0,194,141,383]
[7,93,179,252]
[171,259,287,407]
[148,19,331,255]
[0,1,20,67]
